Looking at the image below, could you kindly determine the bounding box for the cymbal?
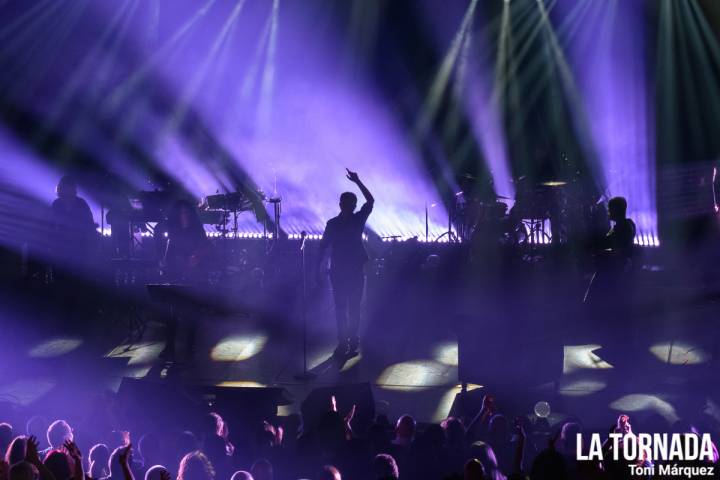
[540,181,567,187]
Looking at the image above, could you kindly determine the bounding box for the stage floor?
[2,268,720,435]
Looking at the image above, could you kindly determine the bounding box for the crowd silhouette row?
[2,392,718,480]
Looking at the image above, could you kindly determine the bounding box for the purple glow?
[92,0,449,237]
[562,0,657,237]
[419,0,515,201]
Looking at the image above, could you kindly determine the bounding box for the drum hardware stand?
[294,231,316,381]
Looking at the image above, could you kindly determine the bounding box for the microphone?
[300,230,307,251]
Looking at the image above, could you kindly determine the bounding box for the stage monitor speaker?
[117,378,291,435]
[301,382,375,433]
[190,384,292,433]
[456,314,563,390]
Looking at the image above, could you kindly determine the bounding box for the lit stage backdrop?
[0,0,676,245]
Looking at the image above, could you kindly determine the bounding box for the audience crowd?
[1,394,717,480]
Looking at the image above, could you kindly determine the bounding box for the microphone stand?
[294,231,316,380]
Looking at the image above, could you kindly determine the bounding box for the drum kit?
[452,171,592,247]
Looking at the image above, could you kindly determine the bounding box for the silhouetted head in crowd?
[173,431,198,462]
[442,417,466,449]
[139,433,161,466]
[47,420,73,450]
[559,422,581,457]
[178,451,215,480]
[56,176,78,199]
[44,450,72,480]
[145,465,170,480]
[469,442,503,480]
[417,424,445,451]
[317,412,347,451]
[373,454,398,480]
[530,448,568,480]
[88,444,110,479]
[109,446,130,479]
[9,461,38,480]
[250,458,272,480]
[317,465,341,480]
[367,423,390,453]
[393,415,415,446]
[6,436,27,465]
[608,196,628,223]
[0,424,13,458]
[26,417,48,449]
[488,415,510,441]
[464,458,485,480]
[230,471,253,480]
[339,192,357,215]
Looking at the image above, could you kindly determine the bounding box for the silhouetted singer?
[318,169,374,357]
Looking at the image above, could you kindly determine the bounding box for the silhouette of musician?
[605,196,636,266]
[50,175,97,263]
[584,196,636,307]
[160,199,212,360]
[163,199,211,283]
[318,169,374,357]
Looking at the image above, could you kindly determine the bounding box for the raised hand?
[345,168,360,183]
[344,404,356,427]
[63,440,82,460]
[118,443,132,466]
[25,436,41,465]
[481,394,496,415]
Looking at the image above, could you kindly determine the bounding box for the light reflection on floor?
[377,360,453,391]
[106,342,165,365]
[210,334,267,362]
[609,394,679,424]
[558,378,607,397]
[563,344,613,374]
[433,341,458,366]
[27,337,83,358]
[649,342,710,365]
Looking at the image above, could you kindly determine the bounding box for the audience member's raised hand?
[263,421,284,446]
[63,440,82,460]
[25,436,42,465]
[118,444,134,480]
[118,443,133,466]
[63,440,83,480]
[513,417,526,439]
[481,394,496,416]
